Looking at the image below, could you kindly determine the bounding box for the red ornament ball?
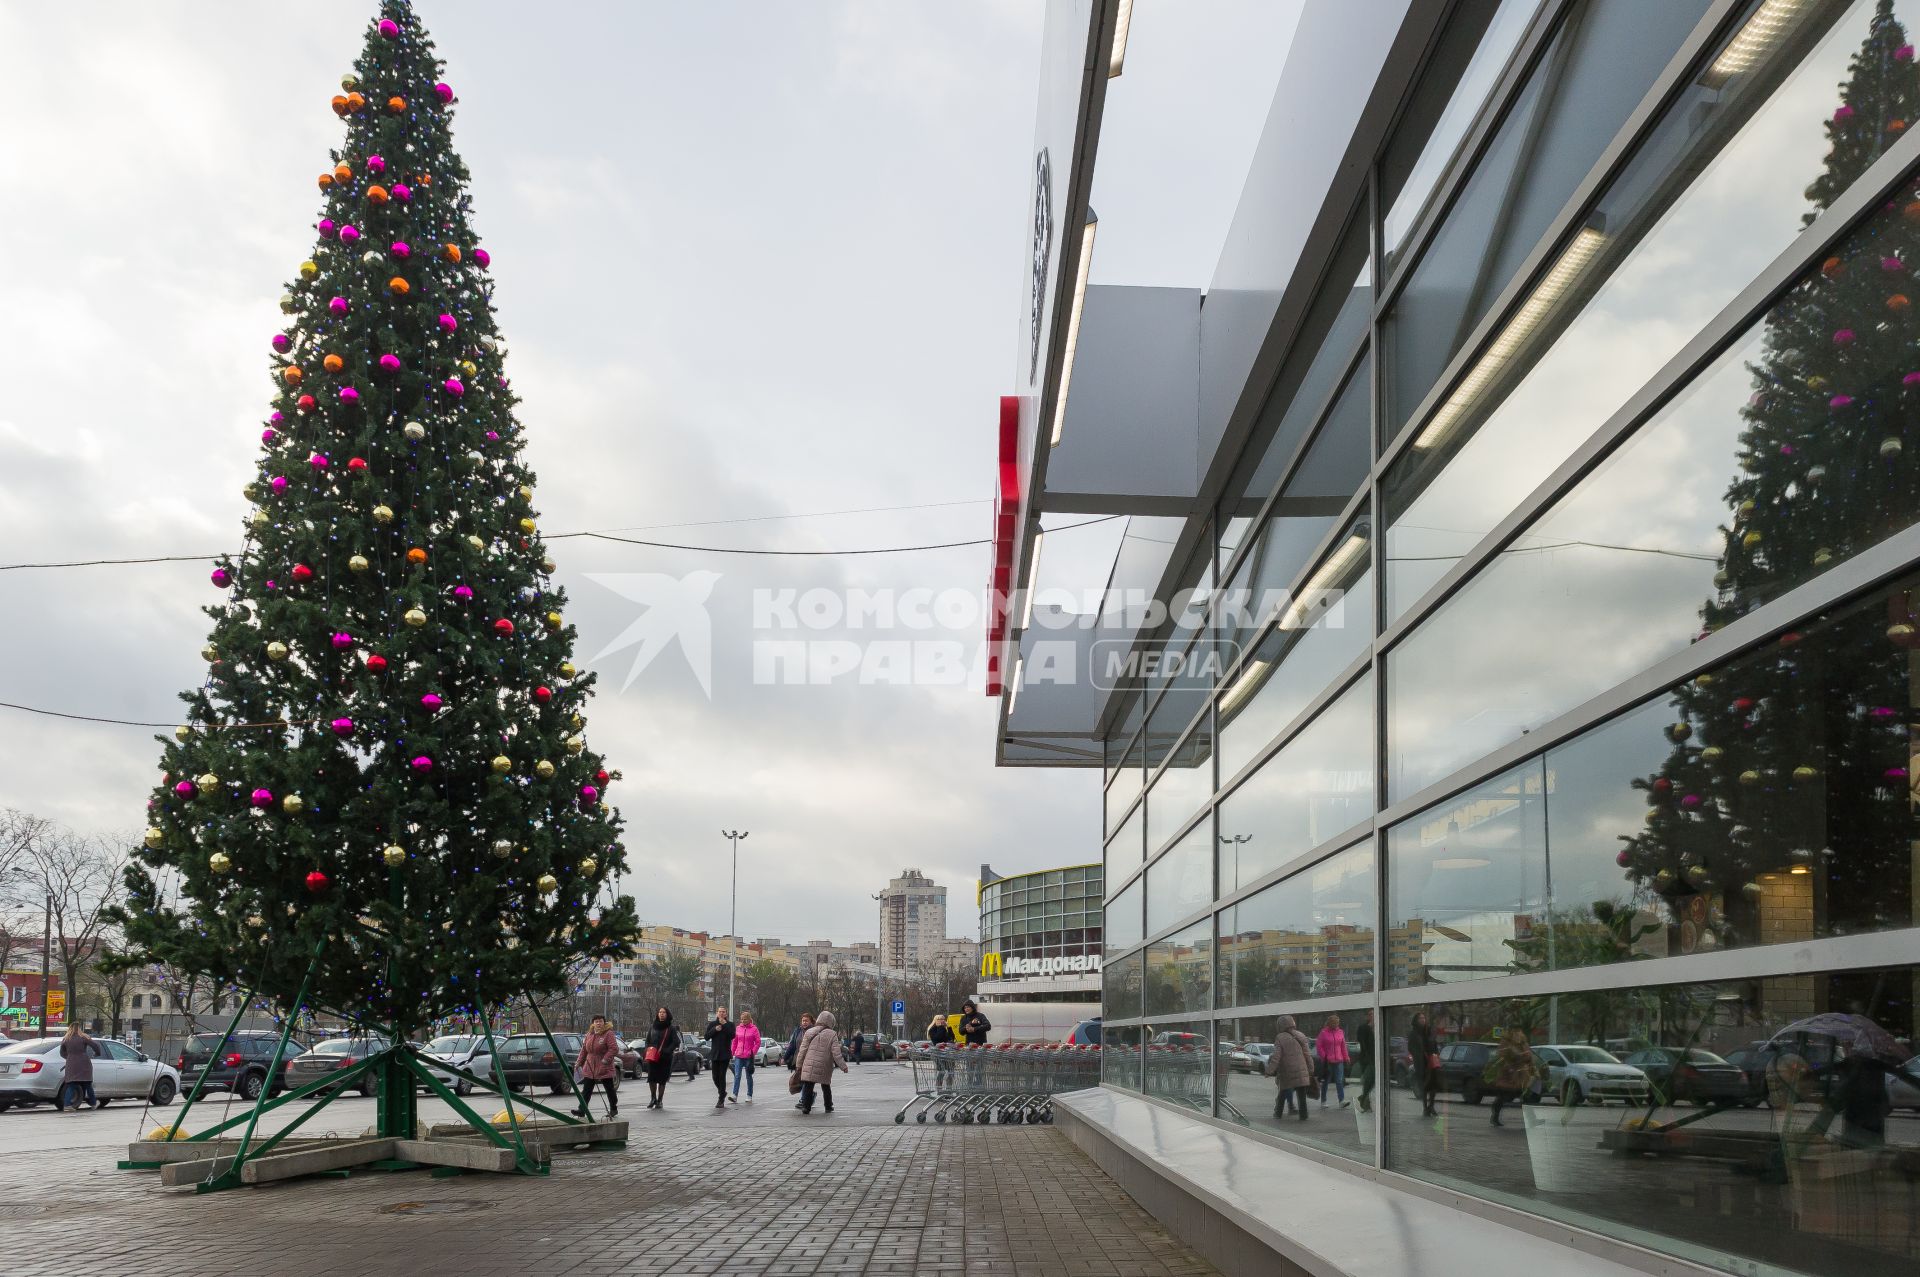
[493,618,515,636]
[366,653,388,674]
[348,457,367,473]
[305,871,330,894]
[533,685,553,703]
[290,563,314,583]
[595,769,609,784]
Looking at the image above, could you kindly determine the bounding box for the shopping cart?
[894,1043,1102,1125]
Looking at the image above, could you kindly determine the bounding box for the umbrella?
[1775,1012,1909,1064]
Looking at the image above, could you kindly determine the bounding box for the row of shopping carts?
[895,1043,1103,1124]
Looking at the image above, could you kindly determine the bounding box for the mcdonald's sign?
[981,952,1004,978]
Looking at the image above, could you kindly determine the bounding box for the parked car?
[179,1029,306,1100]
[418,1034,510,1096]
[0,1036,181,1109]
[1887,1058,1920,1111]
[1065,1018,1103,1046]
[1533,1044,1652,1106]
[846,1036,896,1062]
[1228,1043,1273,1074]
[492,1033,584,1095]
[1721,1045,1773,1106]
[282,1034,390,1097]
[1387,1035,1412,1087]
[757,1039,787,1067]
[1150,1031,1209,1051]
[675,1039,706,1079]
[1435,1041,1499,1103]
[1622,1047,1753,1107]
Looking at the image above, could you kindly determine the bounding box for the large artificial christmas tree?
[1617,3,1920,952]
[117,0,637,1184]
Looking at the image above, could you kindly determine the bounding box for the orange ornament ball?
[387,95,407,114]
[333,163,353,184]
[330,95,350,117]
[1821,256,1844,278]
[282,366,304,386]
[317,173,333,189]
[322,353,345,374]
[442,244,462,263]
[1891,293,1912,312]
[345,92,366,113]
[1905,201,1920,224]
[387,276,411,297]
[367,185,389,205]
[1894,119,1910,132]
[406,547,428,565]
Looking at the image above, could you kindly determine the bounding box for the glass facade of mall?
[980,863,1103,973]
[1085,2,1920,1273]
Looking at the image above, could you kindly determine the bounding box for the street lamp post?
[721,831,748,1016]
[38,893,51,1034]
[1219,834,1251,890]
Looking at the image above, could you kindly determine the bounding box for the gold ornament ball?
[340,73,358,91]
[1739,769,1762,786]
[534,760,556,779]
[348,554,370,573]
[383,844,408,867]
[1701,746,1724,762]
[1685,864,1709,885]
[467,535,485,551]
[1792,765,1819,782]
[559,661,577,679]
[143,827,164,850]
[491,838,513,858]
[1643,808,1658,825]
[195,772,220,794]
[404,607,429,628]
[490,755,512,775]
[201,643,220,662]
[1741,531,1762,549]
[537,874,559,894]
[1882,436,1904,459]
[299,260,319,280]
[208,852,233,875]
[281,794,305,814]
[1652,868,1676,890]
[545,611,563,631]
[279,293,297,314]
[266,641,290,662]
[517,485,533,503]
[518,517,537,535]
[1667,722,1690,742]
[1737,499,1755,515]
[579,857,598,876]
[460,359,478,376]
[403,421,426,441]
[564,735,585,755]
[1889,622,1917,647]
[1813,548,1833,567]
[540,557,557,574]
[251,510,270,529]
[174,724,192,742]
[372,504,395,525]
[241,482,259,501]
[568,713,584,729]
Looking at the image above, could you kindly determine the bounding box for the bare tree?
[26,825,125,1021]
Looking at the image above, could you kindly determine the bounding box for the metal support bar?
[185,1050,384,1142]
[479,1002,540,1173]
[163,985,256,1139]
[397,1049,514,1152]
[224,948,321,1174]
[526,996,587,1114]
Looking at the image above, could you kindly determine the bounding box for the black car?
[673,1039,705,1079]
[1435,1041,1499,1104]
[282,1034,390,1097]
[494,1033,584,1095]
[1623,1047,1755,1107]
[847,1037,898,1062]
[179,1029,307,1100]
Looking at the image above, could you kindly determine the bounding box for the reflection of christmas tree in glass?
[120,1,638,1055]
[1619,3,1920,948]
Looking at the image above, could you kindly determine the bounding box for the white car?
[418,1034,509,1096]
[0,1036,183,1109]
[1229,1043,1273,1074]
[758,1040,786,1066]
[1534,1044,1652,1106]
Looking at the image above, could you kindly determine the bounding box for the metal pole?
[721,831,747,1015]
[38,893,50,1033]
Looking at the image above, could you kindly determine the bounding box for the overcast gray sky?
[0,1,1293,946]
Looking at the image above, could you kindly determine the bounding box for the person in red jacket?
[1315,1014,1351,1108]
[729,1012,763,1103]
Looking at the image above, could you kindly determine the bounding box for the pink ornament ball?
[580,785,599,802]
[339,386,359,404]
[498,376,509,390]
[329,296,349,315]
[1884,256,1905,272]
[391,240,411,259]
[1870,705,1898,719]
[1834,328,1855,345]
[174,780,196,798]
[435,82,454,103]
[318,218,337,238]
[452,584,474,601]
[309,452,330,469]
[329,717,355,737]
[249,787,274,808]
[379,17,399,37]
[420,693,444,712]
[1779,443,1795,455]
[437,313,458,333]
[1901,44,1916,62]
[1830,394,1854,409]
[444,377,465,396]
[1615,849,1631,868]
[378,353,402,374]
[210,567,231,588]
[485,431,499,442]
[271,333,291,352]
[1904,371,1920,386]
[270,410,284,424]
[261,428,277,445]
[410,755,433,774]
[367,154,386,174]
[1885,766,1909,780]
[330,631,353,650]
[339,224,361,245]
[1835,104,1855,122]
[472,248,490,268]
[1680,793,1702,809]
[270,475,290,493]
[391,184,412,203]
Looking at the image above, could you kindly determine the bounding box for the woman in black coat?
[1407,1010,1439,1118]
[641,1006,681,1109]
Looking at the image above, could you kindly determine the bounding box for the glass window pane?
[1386,965,1920,1277]
[1144,920,1213,1017]
[1105,732,1143,836]
[1143,1018,1213,1113]
[1105,878,1143,956]
[1147,823,1215,938]
[1389,158,1920,798]
[1101,1022,1142,1092]
[1386,759,1548,989]
[1221,1008,1377,1163]
[1106,800,1144,886]
[1147,717,1213,856]
[1384,0,1907,620]
[1219,841,1376,1006]
[1286,351,1371,500]
[1217,674,1377,894]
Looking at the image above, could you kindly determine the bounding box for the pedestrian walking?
[928,1014,955,1091]
[959,999,992,1087]
[1354,1009,1377,1114]
[730,1011,762,1103]
[1408,1010,1440,1118]
[56,1023,100,1112]
[705,1007,736,1110]
[1264,1015,1314,1122]
[1485,1028,1541,1126]
[641,1006,681,1110]
[793,1009,848,1115]
[1316,1014,1351,1108]
[783,1013,813,1071]
[850,1028,864,1065]
[572,1014,620,1118]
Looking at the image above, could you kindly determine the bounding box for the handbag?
[643,1046,660,1064]
[788,1070,804,1094]
[1425,1052,1442,1072]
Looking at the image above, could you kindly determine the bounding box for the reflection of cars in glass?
[1387,1035,1412,1087]
[1533,1045,1651,1106]
[1150,1031,1209,1050]
[1721,1045,1772,1105]
[1436,1041,1498,1104]
[1064,1018,1103,1046]
[1228,1043,1273,1074]
[1622,1047,1752,1107]
[1887,1059,1920,1111]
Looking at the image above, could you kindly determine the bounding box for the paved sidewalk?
[0,1112,1214,1277]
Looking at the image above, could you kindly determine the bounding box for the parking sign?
[891,999,905,1016]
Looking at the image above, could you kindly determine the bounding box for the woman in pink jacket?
[729,1012,763,1103]
[1315,1014,1351,1108]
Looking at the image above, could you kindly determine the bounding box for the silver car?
[418,1034,509,1096]
[0,1036,182,1109]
